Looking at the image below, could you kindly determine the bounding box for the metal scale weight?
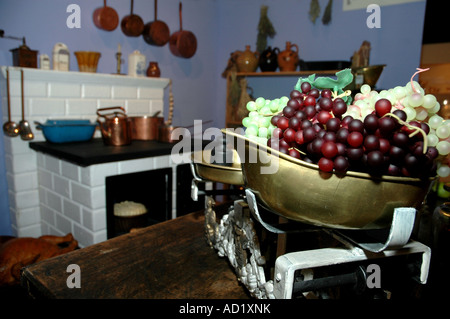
[189,134,432,299]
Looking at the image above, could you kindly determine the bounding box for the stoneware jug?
[146,61,161,77]
[236,45,259,72]
[259,46,280,72]
[277,41,299,72]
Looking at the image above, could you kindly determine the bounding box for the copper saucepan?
[169,2,197,58]
[93,0,119,31]
[121,0,144,37]
[143,0,170,46]
[130,111,164,140]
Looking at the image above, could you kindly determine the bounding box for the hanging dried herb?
[322,0,333,25]
[256,5,276,53]
[308,0,321,24]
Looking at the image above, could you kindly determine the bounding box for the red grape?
[304,95,316,107]
[364,114,379,132]
[321,89,332,99]
[289,117,301,130]
[375,98,392,117]
[326,117,341,132]
[301,82,311,93]
[378,116,396,136]
[290,89,302,99]
[289,148,301,159]
[367,150,384,167]
[283,105,295,118]
[318,157,334,172]
[364,135,380,152]
[317,110,332,125]
[347,131,363,147]
[283,128,296,143]
[334,156,349,173]
[277,116,289,130]
[321,141,338,158]
[348,119,364,133]
[294,130,304,144]
[287,98,302,110]
[303,127,316,143]
[309,88,320,98]
[332,98,347,117]
[319,97,333,111]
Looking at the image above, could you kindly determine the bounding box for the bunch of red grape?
[267,82,438,178]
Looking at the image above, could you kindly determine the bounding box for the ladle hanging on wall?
[2,68,19,137]
[18,69,33,141]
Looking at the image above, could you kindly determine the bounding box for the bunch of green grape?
[241,95,289,144]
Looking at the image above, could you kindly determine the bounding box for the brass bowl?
[191,148,244,185]
[352,64,386,88]
[223,130,434,230]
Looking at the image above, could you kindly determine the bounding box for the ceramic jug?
[236,45,259,72]
[147,61,161,77]
[277,41,299,72]
[259,46,280,72]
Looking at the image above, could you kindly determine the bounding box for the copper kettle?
[97,106,132,146]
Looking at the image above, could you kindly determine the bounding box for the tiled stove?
[0,66,179,247]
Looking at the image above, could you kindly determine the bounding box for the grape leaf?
[294,69,354,103]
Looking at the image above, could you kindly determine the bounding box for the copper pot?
[121,0,144,37]
[143,0,170,46]
[169,2,197,58]
[93,0,119,31]
[130,113,164,140]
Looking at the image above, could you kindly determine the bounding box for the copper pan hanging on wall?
[143,0,170,46]
[121,0,144,37]
[169,2,197,58]
[93,0,119,31]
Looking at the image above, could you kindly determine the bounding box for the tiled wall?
[1,66,170,245]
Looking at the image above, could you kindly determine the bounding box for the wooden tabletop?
[21,205,250,299]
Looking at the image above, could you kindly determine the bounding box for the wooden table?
[21,205,250,299]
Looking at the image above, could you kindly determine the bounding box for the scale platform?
[190,165,431,299]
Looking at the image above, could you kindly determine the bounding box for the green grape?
[258,127,269,138]
[242,117,251,127]
[280,96,289,106]
[415,107,428,121]
[246,101,257,112]
[255,97,266,109]
[409,93,424,107]
[403,106,417,121]
[269,100,279,112]
[393,86,407,99]
[428,133,439,147]
[245,124,258,137]
[429,114,444,129]
[259,106,271,116]
[360,84,371,95]
[422,94,437,109]
[437,140,450,155]
[258,116,271,128]
[429,101,441,114]
[436,124,450,139]
[248,111,259,118]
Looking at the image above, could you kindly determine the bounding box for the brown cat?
[0,233,78,286]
